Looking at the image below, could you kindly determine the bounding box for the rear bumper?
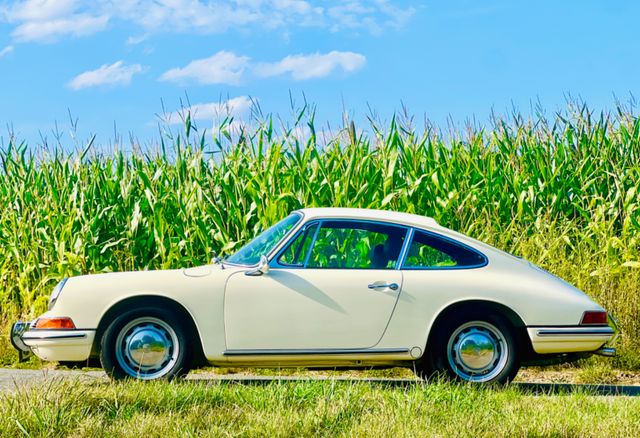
[11,320,95,362]
[528,325,615,355]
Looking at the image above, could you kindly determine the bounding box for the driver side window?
[279,220,407,269]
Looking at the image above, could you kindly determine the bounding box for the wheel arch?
[91,295,208,366]
[425,299,534,358]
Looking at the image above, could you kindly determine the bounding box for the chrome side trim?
[536,327,614,337]
[223,348,410,356]
[22,333,88,340]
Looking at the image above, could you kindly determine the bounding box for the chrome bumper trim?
[11,319,92,359]
[10,321,32,353]
[22,332,87,340]
[536,327,614,337]
[607,313,620,345]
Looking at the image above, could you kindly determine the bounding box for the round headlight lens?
[48,278,68,310]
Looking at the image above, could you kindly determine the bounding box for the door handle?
[368,283,399,291]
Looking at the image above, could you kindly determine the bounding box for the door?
[224,220,408,350]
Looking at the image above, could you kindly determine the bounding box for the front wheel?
[100,308,191,380]
[421,313,520,384]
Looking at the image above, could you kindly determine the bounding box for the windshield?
[225,213,302,266]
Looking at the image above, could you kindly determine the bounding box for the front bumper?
[10,320,95,362]
[10,321,32,353]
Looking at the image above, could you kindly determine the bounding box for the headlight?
[48,278,68,310]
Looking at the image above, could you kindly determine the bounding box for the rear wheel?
[420,313,520,384]
[100,308,191,380]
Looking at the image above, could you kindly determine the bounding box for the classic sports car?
[12,208,617,383]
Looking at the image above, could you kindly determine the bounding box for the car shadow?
[512,381,640,396]
[4,369,638,396]
[268,270,347,314]
[185,375,640,396]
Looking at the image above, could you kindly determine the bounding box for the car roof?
[294,208,442,230]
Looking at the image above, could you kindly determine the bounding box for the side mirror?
[245,255,270,276]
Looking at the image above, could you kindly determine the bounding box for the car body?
[11,208,617,383]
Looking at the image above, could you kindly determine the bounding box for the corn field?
[1,103,639,362]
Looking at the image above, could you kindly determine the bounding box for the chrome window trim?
[270,220,321,269]
[396,227,414,270]
[270,218,410,270]
[400,227,489,271]
[303,221,322,267]
[223,211,305,268]
[266,211,306,259]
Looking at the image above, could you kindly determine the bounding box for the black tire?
[100,307,192,380]
[418,312,520,384]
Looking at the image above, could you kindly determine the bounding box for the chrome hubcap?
[456,329,496,370]
[115,317,179,379]
[447,321,508,382]
[126,326,171,367]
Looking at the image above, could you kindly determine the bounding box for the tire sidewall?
[100,307,191,380]
[426,312,520,384]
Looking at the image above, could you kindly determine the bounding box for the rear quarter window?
[403,230,487,269]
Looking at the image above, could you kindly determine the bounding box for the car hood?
[63,263,232,295]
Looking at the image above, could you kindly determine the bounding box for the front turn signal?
[34,317,76,330]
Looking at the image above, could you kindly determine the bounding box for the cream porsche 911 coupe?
[11,208,617,383]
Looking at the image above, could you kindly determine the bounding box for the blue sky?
[0,0,639,147]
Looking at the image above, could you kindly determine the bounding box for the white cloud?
[1,1,414,43]
[167,97,255,138]
[211,119,252,138]
[273,0,313,14]
[12,14,109,42]
[374,0,415,28]
[166,96,253,124]
[5,0,109,42]
[6,0,77,21]
[68,61,144,90]
[109,0,259,34]
[160,50,366,86]
[159,51,250,85]
[328,0,415,34]
[125,34,149,45]
[0,45,14,57]
[255,51,366,80]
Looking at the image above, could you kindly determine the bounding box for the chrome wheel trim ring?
[446,321,508,382]
[115,316,179,380]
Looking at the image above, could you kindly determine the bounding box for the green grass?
[0,101,639,365]
[1,378,640,437]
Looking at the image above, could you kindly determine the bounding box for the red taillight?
[580,311,608,325]
[34,317,76,330]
